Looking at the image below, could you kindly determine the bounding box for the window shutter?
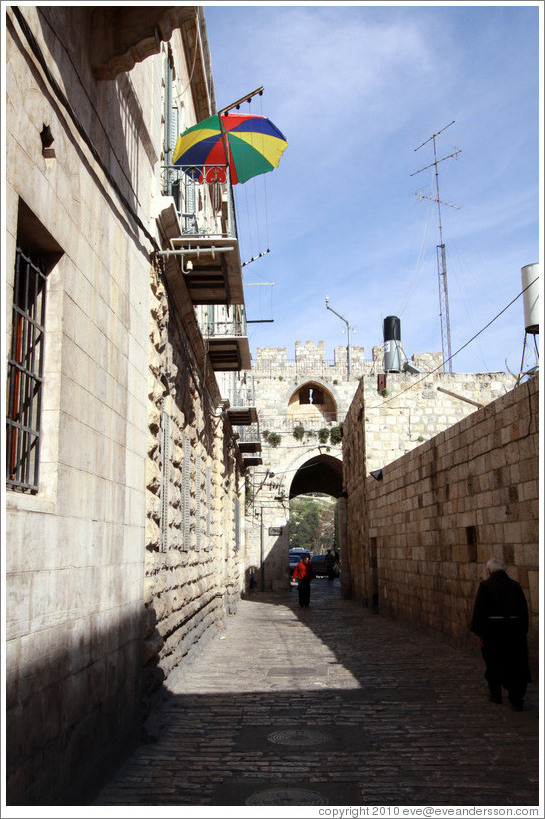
[169,106,179,156]
[234,496,240,553]
[206,466,212,544]
[182,436,191,551]
[195,454,202,553]
[160,403,170,553]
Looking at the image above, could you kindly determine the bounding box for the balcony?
[236,424,263,468]
[236,424,262,454]
[201,305,251,372]
[160,165,243,306]
[216,370,257,425]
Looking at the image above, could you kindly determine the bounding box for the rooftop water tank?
[521,263,539,334]
[383,315,402,372]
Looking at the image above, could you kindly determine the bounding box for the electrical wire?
[11,7,223,415]
[11,6,160,253]
[36,7,137,198]
[398,176,435,317]
[370,276,540,410]
[175,9,200,101]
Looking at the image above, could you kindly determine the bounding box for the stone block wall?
[360,370,516,475]
[5,7,153,803]
[144,261,243,706]
[343,376,539,673]
[5,6,245,805]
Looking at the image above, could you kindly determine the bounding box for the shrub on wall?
[318,427,330,444]
[293,424,305,441]
[330,426,342,445]
[267,432,282,447]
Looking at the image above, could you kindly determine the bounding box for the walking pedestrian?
[470,558,531,711]
[325,549,336,581]
[292,553,313,607]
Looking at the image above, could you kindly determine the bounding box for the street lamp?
[325,295,353,380]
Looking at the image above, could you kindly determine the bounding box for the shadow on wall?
[6,610,143,806]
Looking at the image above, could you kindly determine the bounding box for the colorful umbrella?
[172,112,288,185]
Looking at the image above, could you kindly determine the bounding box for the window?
[195,454,202,552]
[182,436,191,550]
[299,386,324,405]
[234,496,240,552]
[205,465,212,542]
[160,401,170,552]
[6,247,48,492]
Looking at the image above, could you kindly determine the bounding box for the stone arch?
[287,449,343,499]
[287,380,337,425]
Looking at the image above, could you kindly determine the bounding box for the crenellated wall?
[245,342,516,594]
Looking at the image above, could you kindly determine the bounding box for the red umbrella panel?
[172,113,288,184]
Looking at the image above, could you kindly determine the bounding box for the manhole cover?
[268,728,329,746]
[245,787,329,806]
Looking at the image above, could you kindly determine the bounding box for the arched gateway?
[243,342,361,593]
[289,453,343,498]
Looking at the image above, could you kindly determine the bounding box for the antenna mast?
[411,121,461,373]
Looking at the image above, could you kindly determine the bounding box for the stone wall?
[360,370,516,474]
[143,258,243,708]
[4,7,245,805]
[343,375,539,674]
[5,7,152,803]
[246,343,516,595]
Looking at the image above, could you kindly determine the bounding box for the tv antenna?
[411,120,461,373]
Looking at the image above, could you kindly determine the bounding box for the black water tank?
[383,315,401,372]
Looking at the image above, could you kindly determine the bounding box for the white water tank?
[521,263,539,334]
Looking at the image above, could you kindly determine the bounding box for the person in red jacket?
[292,554,313,607]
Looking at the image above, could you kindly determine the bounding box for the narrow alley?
[94,579,540,809]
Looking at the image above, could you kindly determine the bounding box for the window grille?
[160,402,170,552]
[182,436,191,550]
[195,454,202,552]
[234,496,240,553]
[205,465,212,544]
[6,247,48,492]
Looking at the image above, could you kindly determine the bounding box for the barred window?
[182,436,191,550]
[195,454,202,553]
[6,247,48,492]
[234,496,240,553]
[160,402,170,553]
[205,465,212,542]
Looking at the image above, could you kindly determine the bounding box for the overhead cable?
[374,276,540,410]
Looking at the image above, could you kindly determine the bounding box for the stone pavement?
[94,579,540,809]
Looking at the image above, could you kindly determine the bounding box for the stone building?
[342,373,539,673]
[244,341,516,593]
[4,6,258,805]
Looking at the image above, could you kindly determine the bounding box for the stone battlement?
[253,341,445,381]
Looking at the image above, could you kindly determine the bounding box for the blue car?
[289,548,310,577]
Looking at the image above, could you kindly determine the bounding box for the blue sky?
[204,2,542,375]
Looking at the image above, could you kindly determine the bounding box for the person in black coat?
[471,558,531,710]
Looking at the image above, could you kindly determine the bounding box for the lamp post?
[325,295,352,380]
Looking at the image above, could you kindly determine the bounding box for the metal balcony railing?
[258,413,340,434]
[162,164,237,239]
[202,305,248,340]
[217,369,256,408]
[236,423,261,444]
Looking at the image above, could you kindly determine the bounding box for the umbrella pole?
[217,113,232,182]
[217,86,264,181]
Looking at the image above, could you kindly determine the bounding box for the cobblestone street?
[94,579,540,810]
